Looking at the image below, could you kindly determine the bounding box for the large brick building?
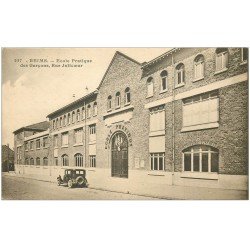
[13,48,248,195]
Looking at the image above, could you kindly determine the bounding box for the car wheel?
[76,176,85,186]
[68,179,73,188]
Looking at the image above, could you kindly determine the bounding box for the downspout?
[171,53,175,185]
[84,101,87,168]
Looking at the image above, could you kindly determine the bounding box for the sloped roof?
[97,51,141,90]
[46,90,98,118]
[13,121,50,134]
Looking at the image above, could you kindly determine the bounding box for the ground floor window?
[61,154,69,166]
[36,157,40,165]
[30,158,34,165]
[43,157,48,166]
[25,158,29,165]
[89,155,96,168]
[75,153,83,167]
[150,153,165,171]
[183,145,219,173]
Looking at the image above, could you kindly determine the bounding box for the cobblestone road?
[2,175,156,200]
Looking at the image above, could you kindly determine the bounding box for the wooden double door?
[111,132,128,178]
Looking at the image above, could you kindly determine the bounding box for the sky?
[2,48,170,148]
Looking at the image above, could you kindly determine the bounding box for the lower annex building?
[14,48,248,194]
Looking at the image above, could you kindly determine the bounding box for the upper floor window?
[77,109,80,122]
[61,154,69,166]
[43,157,48,166]
[89,124,96,135]
[36,139,40,149]
[116,92,121,108]
[72,111,76,123]
[125,87,131,105]
[53,120,56,130]
[147,77,154,97]
[150,105,165,132]
[60,117,63,127]
[63,115,66,126]
[89,124,96,142]
[62,132,69,146]
[93,102,98,116]
[75,153,83,167]
[36,157,40,166]
[25,141,28,151]
[215,48,228,72]
[183,145,219,173]
[56,118,59,129]
[107,96,112,111]
[241,48,248,62]
[82,107,86,120]
[160,70,168,92]
[87,104,91,118]
[176,63,185,85]
[43,137,48,148]
[54,135,58,147]
[194,54,204,80]
[67,113,71,125]
[75,128,83,144]
[182,91,219,130]
[30,141,34,150]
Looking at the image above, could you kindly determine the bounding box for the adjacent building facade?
[13,48,248,195]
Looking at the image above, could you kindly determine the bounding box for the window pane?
[211,153,219,172]
[151,157,153,170]
[243,48,248,61]
[159,157,163,170]
[202,153,208,172]
[154,157,158,170]
[184,154,191,171]
[193,153,200,171]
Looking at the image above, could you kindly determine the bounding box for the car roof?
[65,169,85,171]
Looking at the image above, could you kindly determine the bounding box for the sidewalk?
[3,172,248,200]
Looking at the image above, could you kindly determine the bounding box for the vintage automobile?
[57,169,88,188]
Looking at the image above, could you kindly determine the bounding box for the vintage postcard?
[1,47,248,200]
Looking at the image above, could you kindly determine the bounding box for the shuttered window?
[62,132,69,146]
[75,128,83,144]
[215,49,228,71]
[183,91,219,128]
[150,106,165,132]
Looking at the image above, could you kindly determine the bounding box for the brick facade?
[13,48,248,190]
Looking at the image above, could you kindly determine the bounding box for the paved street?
[2,175,157,200]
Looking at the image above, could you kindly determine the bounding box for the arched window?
[183,145,219,173]
[60,117,63,127]
[194,54,205,80]
[125,87,131,105]
[77,109,80,122]
[74,153,83,167]
[67,113,71,125]
[36,157,40,166]
[61,154,69,166]
[63,115,66,126]
[25,158,29,165]
[107,95,112,111]
[82,107,85,120]
[87,104,91,118]
[215,48,228,71]
[56,118,58,129]
[160,70,168,91]
[147,77,154,97]
[43,157,48,166]
[116,92,121,108]
[72,111,75,123]
[93,102,98,116]
[30,158,34,165]
[176,63,185,85]
[53,120,56,130]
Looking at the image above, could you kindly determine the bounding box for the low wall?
[14,165,248,199]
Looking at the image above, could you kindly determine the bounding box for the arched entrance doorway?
[111,132,128,178]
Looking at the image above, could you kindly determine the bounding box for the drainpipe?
[84,101,87,168]
[171,53,175,185]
